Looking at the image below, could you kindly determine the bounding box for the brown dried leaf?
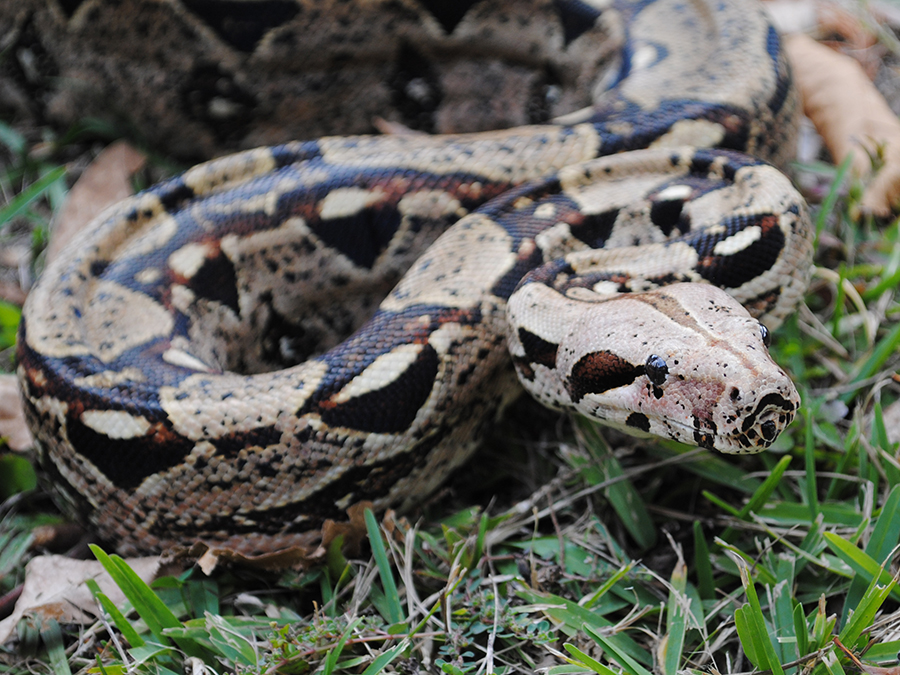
[816,3,883,77]
[785,33,900,216]
[0,554,159,644]
[186,501,372,574]
[46,140,146,264]
[0,375,32,451]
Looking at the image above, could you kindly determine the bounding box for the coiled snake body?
[16,0,812,557]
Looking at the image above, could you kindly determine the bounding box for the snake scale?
[15,0,813,558]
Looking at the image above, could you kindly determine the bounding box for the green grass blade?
[360,643,406,675]
[582,624,654,675]
[582,561,636,609]
[793,602,809,657]
[720,455,791,541]
[842,484,900,626]
[823,533,900,600]
[734,559,784,675]
[563,643,619,675]
[42,619,72,675]
[517,588,651,665]
[578,419,656,549]
[814,154,853,240]
[0,166,66,224]
[838,568,898,648]
[840,321,900,403]
[771,556,796,663]
[89,545,208,659]
[660,559,688,675]
[364,509,405,624]
[322,617,362,675]
[734,605,762,668]
[85,579,145,648]
[692,523,715,600]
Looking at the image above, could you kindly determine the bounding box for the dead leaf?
[186,501,372,574]
[0,554,159,644]
[46,140,146,265]
[785,33,900,216]
[0,375,33,451]
[816,3,883,78]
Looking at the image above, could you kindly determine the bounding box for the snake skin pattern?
[15,0,812,557]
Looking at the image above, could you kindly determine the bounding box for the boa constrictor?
[16,0,813,557]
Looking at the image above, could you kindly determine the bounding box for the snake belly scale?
[17,0,812,557]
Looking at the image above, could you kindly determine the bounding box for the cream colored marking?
[182,148,277,195]
[81,410,151,439]
[332,343,424,403]
[513,196,533,210]
[651,119,725,149]
[631,44,657,70]
[713,225,761,256]
[82,280,174,363]
[397,190,464,218]
[203,190,280,217]
[586,281,620,298]
[170,284,196,313]
[134,268,161,284]
[534,203,557,219]
[73,368,147,388]
[162,349,213,372]
[318,124,602,184]
[319,187,386,220]
[169,242,216,278]
[121,213,179,258]
[656,184,693,201]
[381,214,515,311]
[220,215,309,258]
[427,322,468,356]
[159,360,328,440]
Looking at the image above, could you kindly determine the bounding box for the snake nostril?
[761,420,777,441]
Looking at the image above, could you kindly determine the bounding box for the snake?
[15,0,813,558]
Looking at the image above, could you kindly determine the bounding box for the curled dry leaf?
[186,501,372,574]
[0,554,159,644]
[0,375,33,451]
[45,140,146,265]
[785,33,900,216]
[815,3,883,77]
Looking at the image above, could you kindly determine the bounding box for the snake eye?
[645,354,668,386]
[759,323,771,348]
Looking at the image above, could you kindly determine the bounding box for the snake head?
[508,282,800,454]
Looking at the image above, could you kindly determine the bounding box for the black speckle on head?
[566,350,642,403]
[761,420,777,442]
[692,415,717,449]
[730,387,741,401]
[626,412,650,433]
[512,357,536,382]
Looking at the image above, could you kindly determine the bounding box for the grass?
[1,117,900,674]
